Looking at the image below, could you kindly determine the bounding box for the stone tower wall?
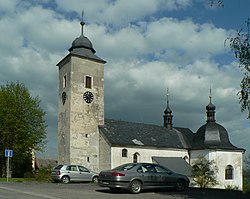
[58,55,104,172]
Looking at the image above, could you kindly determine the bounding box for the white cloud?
[84,17,230,66]
[0,0,249,157]
[0,0,17,13]
[55,0,192,26]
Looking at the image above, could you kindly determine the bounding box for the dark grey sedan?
[98,162,190,194]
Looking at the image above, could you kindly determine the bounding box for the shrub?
[191,156,218,188]
[34,166,52,182]
[244,177,250,193]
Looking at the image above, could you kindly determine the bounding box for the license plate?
[102,182,109,185]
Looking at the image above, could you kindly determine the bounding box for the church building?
[56,19,245,190]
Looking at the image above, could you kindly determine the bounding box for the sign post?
[5,149,13,182]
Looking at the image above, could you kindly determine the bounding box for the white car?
[51,164,99,183]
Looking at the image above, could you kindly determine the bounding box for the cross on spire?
[167,87,169,105]
[80,9,85,36]
[209,86,212,103]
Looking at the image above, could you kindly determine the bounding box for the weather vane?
[167,87,169,104]
[209,86,212,102]
[80,9,85,35]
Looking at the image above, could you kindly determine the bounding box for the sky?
[0,0,250,159]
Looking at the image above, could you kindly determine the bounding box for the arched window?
[133,152,140,163]
[225,165,234,180]
[183,155,189,162]
[122,149,127,157]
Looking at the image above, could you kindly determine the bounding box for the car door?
[66,165,79,181]
[137,164,160,188]
[154,165,176,187]
[78,166,92,181]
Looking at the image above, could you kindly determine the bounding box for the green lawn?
[0,178,36,182]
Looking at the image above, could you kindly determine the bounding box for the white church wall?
[210,150,243,190]
[190,149,243,190]
[110,146,189,169]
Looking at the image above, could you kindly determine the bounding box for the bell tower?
[163,89,173,129]
[56,16,106,171]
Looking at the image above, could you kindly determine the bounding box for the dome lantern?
[206,88,216,123]
[163,88,173,129]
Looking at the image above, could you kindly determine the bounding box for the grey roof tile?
[99,119,191,149]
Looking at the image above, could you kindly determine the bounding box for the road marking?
[0,186,60,199]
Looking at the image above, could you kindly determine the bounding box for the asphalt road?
[0,182,250,199]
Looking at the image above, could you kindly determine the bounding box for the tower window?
[63,75,67,88]
[122,149,127,157]
[225,165,234,180]
[85,76,92,88]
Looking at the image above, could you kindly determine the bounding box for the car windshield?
[79,166,89,172]
[112,163,136,171]
[54,165,63,170]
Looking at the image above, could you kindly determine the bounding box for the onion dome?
[67,16,106,63]
[69,20,96,53]
[192,93,240,150]
[164,104,172,114]
[206,100,216,111]
[206,95,216,123]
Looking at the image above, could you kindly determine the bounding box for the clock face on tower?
[83,91,94,103]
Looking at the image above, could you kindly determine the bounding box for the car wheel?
[129,180,142,194]
[175,179,186,191]
[92,176,98,183]
[61,176,70,184]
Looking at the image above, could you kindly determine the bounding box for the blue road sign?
[5,149,13,157]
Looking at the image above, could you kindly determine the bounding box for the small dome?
[193,122,237,149]
[206,101,216,111]
[69,35,96,53]
[164,106,172,114]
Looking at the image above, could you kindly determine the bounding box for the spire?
[163,88,173,129]
[206,87,216,123]
[80,10,85,36]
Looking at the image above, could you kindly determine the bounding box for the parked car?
[98,162,190,194]
[51,164,99,183]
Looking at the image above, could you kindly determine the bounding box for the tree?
[0,82,47,177]
[227,19,250,118]
[244,154,250,176]
[191,156,218,188]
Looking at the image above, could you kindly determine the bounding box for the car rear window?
[54,165,63,170]
[112,164,135,171]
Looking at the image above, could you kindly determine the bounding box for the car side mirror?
[167,171,173,175]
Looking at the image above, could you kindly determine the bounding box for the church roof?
[192,122,243,151]
[57,18,106,66]
[99,119,192,149]
[99,90,244,152]
[191,95,245,152]
[99,118,244,152]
